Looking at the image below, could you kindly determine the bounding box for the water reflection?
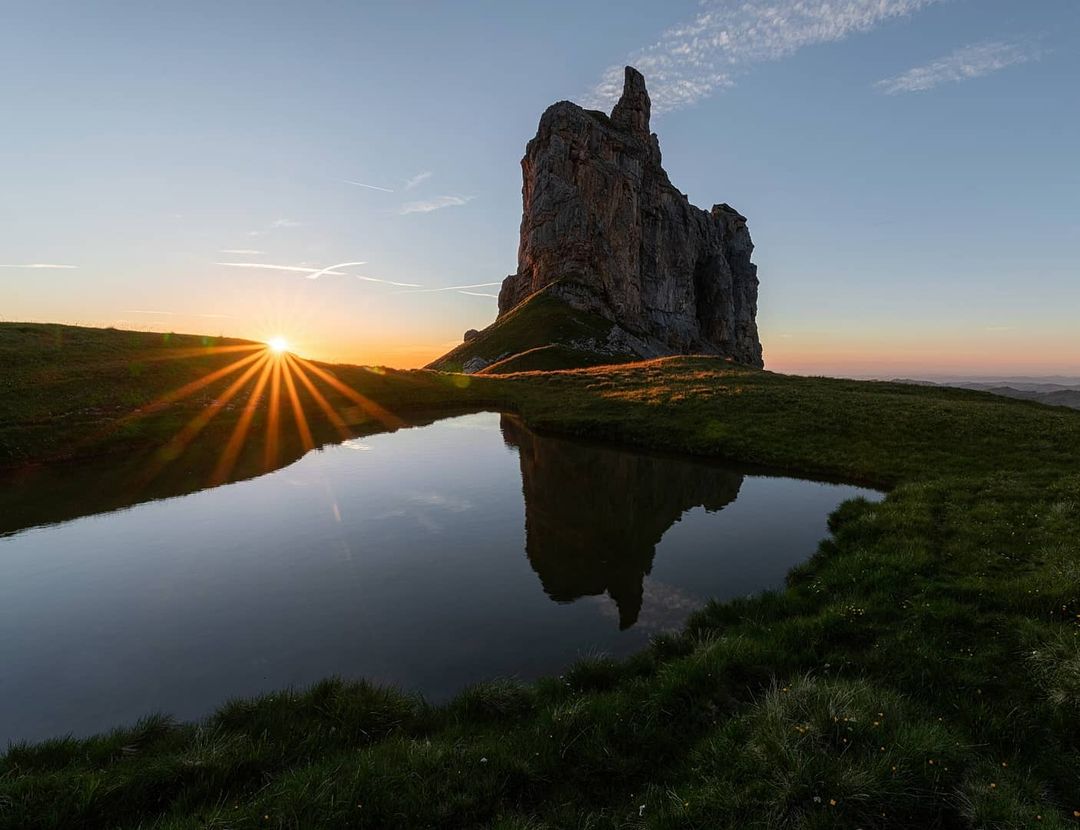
[0,412,881,743]
[501,415,743,628]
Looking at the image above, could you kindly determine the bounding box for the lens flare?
[268,336,289,354]
[108,334,400,490]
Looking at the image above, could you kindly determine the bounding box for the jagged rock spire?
[493,68,763,368]
[610,66,651,137]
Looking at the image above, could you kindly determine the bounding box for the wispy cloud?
[457,290,498,298]
[215,261,360,278]
[404,171,432,190]
[395,281,502,295]
[0,263,78,269]
[248,218,303,237]
[355,275,423,288]
[875,40,1041,94]
[215,260,421,288]
[216,262,348,276]
[586,0,940,113]
[343,179,394,193]
[219,248,263,255]
[122,309,235,319]
[398,195,473,215]
[301,261,370,280]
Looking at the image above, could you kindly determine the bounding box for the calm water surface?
[0,412,881,744]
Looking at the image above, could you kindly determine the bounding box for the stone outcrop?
[497,66,763,367]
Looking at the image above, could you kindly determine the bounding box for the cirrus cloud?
[585,0,942,114]
[875,40,1042,94]
[398,195,473,215]
[404,171,433,190]
[214,260,421,288]
[0,263,78,269]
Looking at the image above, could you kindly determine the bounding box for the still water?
[0,412,880,744]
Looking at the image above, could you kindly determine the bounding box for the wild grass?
[2,327,1080,827]
[425,289,629,373]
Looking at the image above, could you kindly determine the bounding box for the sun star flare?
[268,336,289,355]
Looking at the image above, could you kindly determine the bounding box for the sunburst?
[114,339,400,487]
[267,336,289,355]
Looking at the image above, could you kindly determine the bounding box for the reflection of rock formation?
[500,414,743,629]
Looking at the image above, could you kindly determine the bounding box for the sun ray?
[291,355,405,430]
[212,356,275,484]
[280,355,315,452]
[67,348,268,463]
[285,354,352,438]
[263,356,283,470]
[139,353,270,485]
[123,349,266,422]
[135,343,264,363]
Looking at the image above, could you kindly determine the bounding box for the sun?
[267,336,289,355]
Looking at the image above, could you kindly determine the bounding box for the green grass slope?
[426,288,636,373]
[3,347,1080,828]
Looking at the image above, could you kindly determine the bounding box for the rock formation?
[497,66,764,367]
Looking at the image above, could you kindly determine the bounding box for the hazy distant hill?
[979,386,1080,409]
[893,377,1080,410]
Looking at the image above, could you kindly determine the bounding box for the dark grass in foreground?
[3,327,1080,827]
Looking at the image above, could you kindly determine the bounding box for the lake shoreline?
[3,323,1080,827]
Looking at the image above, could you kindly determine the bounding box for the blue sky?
[1,0,1077,374]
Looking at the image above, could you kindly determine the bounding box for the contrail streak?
[343,180,394,192]
[302,261,370,281]
[394,281,502,294]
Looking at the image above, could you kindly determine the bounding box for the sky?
[1,0,1077,376]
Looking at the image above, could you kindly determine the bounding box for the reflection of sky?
[0,412,880,744]
[588,579,703,635]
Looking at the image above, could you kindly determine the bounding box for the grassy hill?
[2,324,1080,828]
[426,288,638,374]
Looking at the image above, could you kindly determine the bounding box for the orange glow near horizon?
[761,326,1080,378]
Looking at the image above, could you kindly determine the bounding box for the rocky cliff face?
[497,67,764,367]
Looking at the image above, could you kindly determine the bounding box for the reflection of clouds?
[439,413,501,431]
[589,579,703,634]
[411,512,443,535]
[340,439,371,451]
[406,491,474,513]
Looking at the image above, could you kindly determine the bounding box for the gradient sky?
[2,0,1077,375]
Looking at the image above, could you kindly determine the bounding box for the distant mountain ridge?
[893,378,1080,410]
